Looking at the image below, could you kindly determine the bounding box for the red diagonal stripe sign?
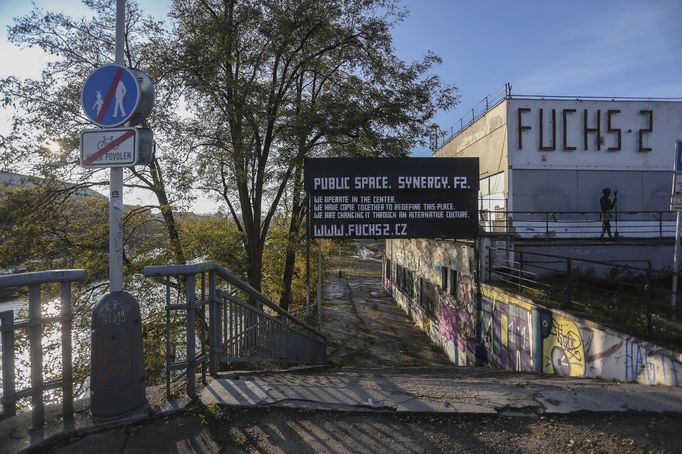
[95,66,125,123]
[84,130,135,165]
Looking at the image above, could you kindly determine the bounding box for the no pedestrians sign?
[81,64,142,128]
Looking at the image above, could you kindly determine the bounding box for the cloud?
[514,0,682,96]
[0,40,55,80]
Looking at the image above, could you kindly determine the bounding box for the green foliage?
[0,185,108,277]
[178,214,246,272]
[170,0,457,292]
[261,216,323,310]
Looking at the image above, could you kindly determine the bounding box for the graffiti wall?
[386,239,682,386]
[385,239,477,366]
[481,284,681,385]
[538,309,680,385]
[480,286,537,373]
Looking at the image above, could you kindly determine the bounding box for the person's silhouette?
[599,187,617,240]
[92,90,104,115]
[113,81,127,117]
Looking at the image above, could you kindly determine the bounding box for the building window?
[419,278,438,316]
[385,259,392,280]
[395,264,414,297]
[449,269,458,296]
[441,266,448,291]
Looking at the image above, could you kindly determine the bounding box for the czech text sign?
[670,195,682,211]
[80,128,153,168]
[81,64,154,128]
[304,157,479,239]
[670,140,682,207]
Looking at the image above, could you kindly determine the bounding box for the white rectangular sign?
[508,99,682,171]
[80,128,138,168]
[670,195,682,211]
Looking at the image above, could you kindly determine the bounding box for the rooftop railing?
[480,210,677,239]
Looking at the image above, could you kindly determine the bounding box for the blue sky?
[1,0,681,157]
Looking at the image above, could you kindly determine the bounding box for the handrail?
[144,262,325,339]
[0,269,86,434]
[482,210,673,217]
[487,245,665,275]
[0,269,86,287]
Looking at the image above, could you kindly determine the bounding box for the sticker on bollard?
[91,291,147,419]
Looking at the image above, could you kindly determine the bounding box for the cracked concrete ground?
[199,367,682,415]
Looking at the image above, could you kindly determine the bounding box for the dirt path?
[321,244,450,368]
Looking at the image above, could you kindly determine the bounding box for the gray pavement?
[201,367,682,415]
[10,367,682,454]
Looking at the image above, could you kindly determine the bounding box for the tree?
[170,0,457,298]
[0,0,192,274]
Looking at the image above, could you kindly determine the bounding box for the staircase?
[143,262,326,397]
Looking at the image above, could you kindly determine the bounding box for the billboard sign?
[304,157,479,239]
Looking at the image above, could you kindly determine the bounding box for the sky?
[0,0,681,207]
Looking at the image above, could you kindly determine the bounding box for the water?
[0,295,27,313]
[0,276,181,411]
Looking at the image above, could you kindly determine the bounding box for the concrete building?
[384,90,682,386]
[0,171,105,199]
[436,93,682,239]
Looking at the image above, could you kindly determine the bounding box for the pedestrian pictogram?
[81,64,154,128]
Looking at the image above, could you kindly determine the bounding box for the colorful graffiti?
[624,340,679,386]
[438,275,475,352]
[487,298,533,372]
[541,312,585,377]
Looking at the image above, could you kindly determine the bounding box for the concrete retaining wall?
[385,238,682,386]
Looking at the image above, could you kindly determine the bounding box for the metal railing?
[480,210,677,239]
[218,288,286,364]
[0,270,86,432]
[431,84,511,151]
[485,246,680,347]
[143,262,326,397]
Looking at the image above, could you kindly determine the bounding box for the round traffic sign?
[81,64,154,128]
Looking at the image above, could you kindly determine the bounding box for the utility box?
[90,291,147,419]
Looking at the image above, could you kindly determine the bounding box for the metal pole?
[29,284,44,431]
[306,193,311,319]
[317,240,322,330]
[109,0,125,292]
[60,282,74,425]
[186,275,196,398]
[672,211,680,320]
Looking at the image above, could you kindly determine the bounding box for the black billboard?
[304,157,479,239]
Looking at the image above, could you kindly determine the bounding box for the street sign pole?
[90,0,147,420]
[109,0,125,292]
[670,140,682,320]
[672,212,679,320]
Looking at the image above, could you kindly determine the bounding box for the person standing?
[600,188,617,240]
[113,80,127,117]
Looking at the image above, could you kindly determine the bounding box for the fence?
[485,245,681,349]
[0,270,85,433]
[143,262,326,398]
[431,84,510,151]
[480,210,677,239]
